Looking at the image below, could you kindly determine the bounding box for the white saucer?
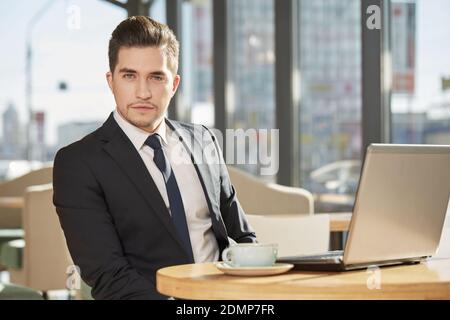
[215,262,294,276]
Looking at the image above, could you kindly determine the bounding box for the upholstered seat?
[0,167,53,228]
[227,166,314,215]
[0,239,24,270]
[5,184,74,294]
[0,283,43,300]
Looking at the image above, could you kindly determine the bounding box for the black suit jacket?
[53,113,256,300]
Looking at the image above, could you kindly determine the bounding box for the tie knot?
[145,134,162,150]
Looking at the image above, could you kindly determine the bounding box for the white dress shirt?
[113,110,220,263]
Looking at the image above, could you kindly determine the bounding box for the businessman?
[53,16,256,300]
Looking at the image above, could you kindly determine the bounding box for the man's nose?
[136,79,152,100]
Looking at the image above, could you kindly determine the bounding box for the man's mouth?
[130,104,157,111]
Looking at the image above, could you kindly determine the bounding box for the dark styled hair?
[108,16,179,74]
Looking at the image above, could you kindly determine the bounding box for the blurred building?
[29,111,47,161]
[57,121,103,149]
[298,0,362,191]
[228,0,275,131]
[1,102,24,159]
[180,0,214,126]
[226,0,275,176]
[191,2,213,105]
[392,112,426,144]
[392,101,450,145]
[425,119,450,145]
[391,1,416,95]
[424,101,450,145]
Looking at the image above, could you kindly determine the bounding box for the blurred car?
[310,160,362,195]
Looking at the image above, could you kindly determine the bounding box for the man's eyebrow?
[118,68,137,73]
[118,68,167,76]
[149,71,167,76]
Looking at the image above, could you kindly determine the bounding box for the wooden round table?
[157,259,450,300]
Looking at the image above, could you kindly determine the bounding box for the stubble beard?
[127,111,163,133]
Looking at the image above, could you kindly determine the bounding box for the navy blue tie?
[145,134,194,262]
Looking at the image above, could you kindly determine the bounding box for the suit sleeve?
[53,146,166,300]
[203,126,257,244]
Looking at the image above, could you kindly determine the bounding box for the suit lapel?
[99,114,190,259]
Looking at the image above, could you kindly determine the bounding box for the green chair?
[0,229,24,270]
[80,280,93,300]
[0,239,24,270]
[0,283,43,300]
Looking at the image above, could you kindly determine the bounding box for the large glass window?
[150,0,166,24]
[0,0,165,181]
[179,0,214,126]
[296,0,362,212]
[227,0,275,177]
[391,0,450,146]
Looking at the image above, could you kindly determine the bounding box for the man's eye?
[152,75,164,81]
[123,74,135,79]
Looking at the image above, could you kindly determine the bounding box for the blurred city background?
[0,0,449,212]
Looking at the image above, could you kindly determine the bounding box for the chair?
[0,229,24,271]
[0,167,53,228]
[2,183,74,294]
[245,214,330,257]
[227,166,314,215]
[0,283,43,300]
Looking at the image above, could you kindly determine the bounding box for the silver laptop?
[278,144,450,271]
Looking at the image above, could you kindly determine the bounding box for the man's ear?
[171,74,181,96]
[106,71,113,91]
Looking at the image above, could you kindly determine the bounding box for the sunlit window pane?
[297,0,362,212]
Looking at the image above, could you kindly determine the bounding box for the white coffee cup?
[221,243,278,267]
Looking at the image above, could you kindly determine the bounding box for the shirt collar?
[113,109,169,151]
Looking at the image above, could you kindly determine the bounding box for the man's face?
[106,46,180,132]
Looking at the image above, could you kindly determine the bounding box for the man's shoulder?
[168,119,205,131]
[167,119,214,138]
[54,126,104,162]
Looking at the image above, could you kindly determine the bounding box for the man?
[53,16,256,300]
